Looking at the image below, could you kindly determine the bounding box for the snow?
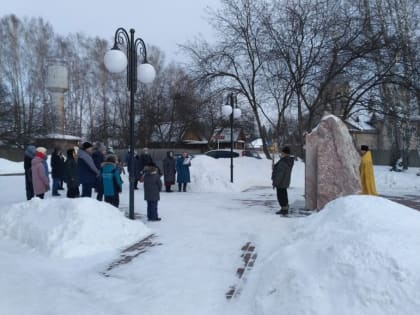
[0,198,151,258]
[0,154,419,314]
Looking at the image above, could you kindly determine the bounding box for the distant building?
[209,128,246,150]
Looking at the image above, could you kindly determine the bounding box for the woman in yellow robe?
[359,145,377,195]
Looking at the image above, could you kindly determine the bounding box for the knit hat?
[82,142,93,150]
[25,145,37,158]
[36,147,47,154]
[281,146,291,155]
[361,145,369,151]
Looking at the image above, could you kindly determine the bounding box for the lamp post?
[104,28,156,220]
[222,93,241,183]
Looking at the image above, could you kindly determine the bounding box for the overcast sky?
[0,0,220,63]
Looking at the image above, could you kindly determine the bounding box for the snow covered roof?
[346,113,376,132]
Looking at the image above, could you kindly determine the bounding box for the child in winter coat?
[143,163,162,221]
[101,155,122,208]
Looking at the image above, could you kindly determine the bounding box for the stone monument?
[305,114,360,210]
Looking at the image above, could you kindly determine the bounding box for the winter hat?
[361,145,369,151]
[281,146,291,155]
[36,147,47,154]
[82,142,93,150]
[25,145,37,158]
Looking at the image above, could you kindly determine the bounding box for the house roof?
[210,128,243,143]
[150,122,207,143]
[346,113,376,132]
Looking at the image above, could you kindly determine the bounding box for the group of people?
[24,143,193,222]
[271,144,377,216]
[24,142,123,208]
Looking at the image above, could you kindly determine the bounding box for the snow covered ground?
[0,155,419,315]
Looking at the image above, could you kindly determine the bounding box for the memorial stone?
[305,114,360,210]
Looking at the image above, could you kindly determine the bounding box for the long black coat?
[143,166,162,201]
[272,155,294,189]
[64,156,80,188]
[51,151,65,178]
[163,153,176,184]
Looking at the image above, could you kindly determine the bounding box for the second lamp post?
[222,93,241,183]
[104,27,156,220]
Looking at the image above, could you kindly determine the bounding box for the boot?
[178,183,182,192]
[276,205,289,215]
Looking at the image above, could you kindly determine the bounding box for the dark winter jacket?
[51,150,65,178]
[163,152,176,184]
[272,155,294,189]
[125,151,141,178]
[64,150,79,188]
[143,165,162,201]
[176,156,191,183]
[139,153,154,174]
[24,145,36,183]
[78,149,99,185]
[101,162,122,197]
[92,149,105,171]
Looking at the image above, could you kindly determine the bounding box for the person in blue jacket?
[101,155,122,208]
[176,152,191,192]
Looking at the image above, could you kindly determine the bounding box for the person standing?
[359,145,377,195]
[143,163,162,221]
[163,151,176,192]
[101,155,122,208]
[31,147,50,199]
[64,148,80,198]
[92,142,105,201]
[176,152,191,192]
[78,142,100,197]
[125,150,141,189]
[51,147,65,196]
[272,146,294,216]
[139,147,154,176]
[24,144,36,200]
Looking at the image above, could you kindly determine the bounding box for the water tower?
[46,60,68,134]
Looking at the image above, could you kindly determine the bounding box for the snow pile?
[249,195,420,315]
[0,158,24,174]
[190,155,304,192]
[0,198,151,258]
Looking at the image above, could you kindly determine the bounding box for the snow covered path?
[0,173,296,315]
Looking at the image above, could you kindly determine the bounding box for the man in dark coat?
[163,151,176,192]
[24,144,36,200]
[143,163,162,221]
[51,147,65,196]
[139,147,154,175]
[64,148,80,198]
[78,142,100,197]
[125,150,141,189]
[272,146,294,215]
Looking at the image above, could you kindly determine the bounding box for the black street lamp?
[104,28,156,220]
[222,93,241,183]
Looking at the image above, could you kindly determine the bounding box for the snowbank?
[0,158,24,174]
[0,198,151,258]
[248,195,420,315]
[190,155,304,192]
